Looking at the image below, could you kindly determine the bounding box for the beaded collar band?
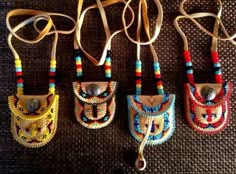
[123,0,175,171]
[6,9,75,148]
[73,0,134,129]
[174,0,235,134]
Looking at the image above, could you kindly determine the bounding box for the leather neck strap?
[174,0,236,84]
[75,0,135,66]
[174,0,236,51]
[123,0,164,95]
[6,9,75,95]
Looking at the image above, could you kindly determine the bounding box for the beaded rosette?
[73,50,118,129]
[9,94,59,148]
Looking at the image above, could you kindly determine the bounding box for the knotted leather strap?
[75,0,135,66]
[6,9,76,94]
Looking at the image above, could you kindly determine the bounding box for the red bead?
[49,72,56,76]
[187,74,194,83]
[156,81,163,86]
[215,74,223,83]
[76,64,82,69]
[211,52,219,63]
[17,78,23,83]
[16,72,22,76]
[105,65,111,70]
[136,72,141,77]
[136,79,141,84]
[183,50,191,63]
[49,79,55,83]
[155,74,161,78]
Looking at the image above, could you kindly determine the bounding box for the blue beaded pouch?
[127,94,175,145]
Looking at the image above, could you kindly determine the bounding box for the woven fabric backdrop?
[0,0,236,173]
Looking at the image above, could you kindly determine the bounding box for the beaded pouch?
[73,0,134,129]
[123,0,175,170]
[73,81,118,129]
[174,0,234,134]
[127,94,175,145]
[6,9,75,147]
[8,94,59,148]
[185,82,232,133]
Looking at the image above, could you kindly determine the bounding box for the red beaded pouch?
[174,0,235,134]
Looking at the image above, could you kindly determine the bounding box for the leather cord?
[75,0,135,66]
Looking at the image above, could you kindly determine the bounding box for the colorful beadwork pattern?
[127,94,175,145]
[185,82,232,134]
[8,94,59,148]
[73,80,118,129]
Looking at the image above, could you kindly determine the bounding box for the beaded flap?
[127,94,175,145]
[185,82,232,134]
[8,93,59,148]
[73,81,118,129]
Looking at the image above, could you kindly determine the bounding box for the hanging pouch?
[127,94,175,145]
[123,0,175,171]
[74,0,134,129]
[73,81,118,129]
[6,9,75,147]
[9,94,59,148]
[185,82,232,133]
[174,0,235,134]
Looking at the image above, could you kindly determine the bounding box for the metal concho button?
[26,99,40,112]
[87,83,101,96]
[201,86,216,100]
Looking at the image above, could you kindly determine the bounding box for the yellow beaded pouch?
[6,9,75,147]
[123,0,175,171]
[73,0,134,129]
[8,94,59,148]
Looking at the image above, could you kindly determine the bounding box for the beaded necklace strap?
[122,0,164,95]
[6,9,75,95]
[174,0,236,84]
[74,0,135,79]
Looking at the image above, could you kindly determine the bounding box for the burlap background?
[0,0,236,173]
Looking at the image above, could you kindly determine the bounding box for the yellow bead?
[76,60,81,64]
[157,85,163,89]
[17,88,23,95]
[49,87,55,94]
[136,68,141,73]
[76,69,82,73]
[136,84,142,88]
[105,69,111,74]
[155,70,160,74]
[50,60,57,65]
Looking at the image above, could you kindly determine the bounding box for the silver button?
[201,86,216,100]
[26,99,40,112]
[87,84,101,96]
